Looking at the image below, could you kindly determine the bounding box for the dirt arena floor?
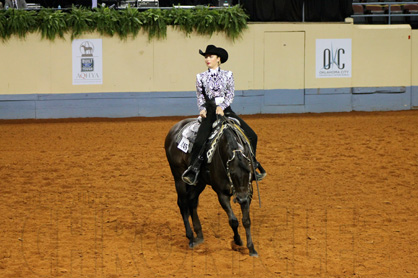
[0,110,417,278]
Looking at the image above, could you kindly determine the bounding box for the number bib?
[177,137,190,153]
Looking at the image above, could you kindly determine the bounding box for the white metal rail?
[352,2,418,24]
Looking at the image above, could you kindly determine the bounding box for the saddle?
[176,116,251,163]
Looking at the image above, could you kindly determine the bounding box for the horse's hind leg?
[189,182,206,247]
[176,181,195,247]
[218,194,243,246]
[176,180,206,248]
[177,195,194,246]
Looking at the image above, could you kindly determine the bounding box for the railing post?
[388,4,391,24]
[302,0,305,22]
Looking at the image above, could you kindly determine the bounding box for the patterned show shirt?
[196,67,235,112]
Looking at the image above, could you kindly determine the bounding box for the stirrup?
[182,166,200,185]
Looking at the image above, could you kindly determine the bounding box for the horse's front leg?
[218,193,243,246]
[240,201,258,257]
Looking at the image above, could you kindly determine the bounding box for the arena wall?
[412,29,418,108]
[0,21,417,119]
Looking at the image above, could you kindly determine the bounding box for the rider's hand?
[200,110,207,118]
[216,106,224,116]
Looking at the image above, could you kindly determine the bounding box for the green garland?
[0,5,248,41]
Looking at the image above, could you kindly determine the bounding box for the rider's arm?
[218,71,235,111]
[196,73,206,113]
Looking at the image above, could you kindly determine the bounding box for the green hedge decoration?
[0,5,248,42]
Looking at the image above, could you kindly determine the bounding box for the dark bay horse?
[164,116,258,257]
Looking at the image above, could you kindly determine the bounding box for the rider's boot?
[182,156,203,186]
[254,161,267,181]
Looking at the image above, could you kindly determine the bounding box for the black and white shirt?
[196,67,235,112]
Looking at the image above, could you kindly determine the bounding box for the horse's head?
[222,127,254,205]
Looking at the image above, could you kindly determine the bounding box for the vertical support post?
[302,0,305,22]
[388,4,391,24]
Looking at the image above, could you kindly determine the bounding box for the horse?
[164,116,258,257]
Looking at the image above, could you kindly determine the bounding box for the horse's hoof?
[189,238,204,248]
[249,251,259,257]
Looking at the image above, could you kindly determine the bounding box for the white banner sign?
[72,39,103,85]
[316,39,352,78]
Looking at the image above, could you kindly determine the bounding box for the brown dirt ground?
[0,110,417,278]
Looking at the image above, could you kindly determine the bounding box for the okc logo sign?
[323,47,345,70]
[72,39,103,85]
[316,39,352,78]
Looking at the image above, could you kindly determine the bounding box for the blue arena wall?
[0,86,415,119]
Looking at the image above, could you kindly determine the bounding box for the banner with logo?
[72,39,103,85]
[316,39,351,78]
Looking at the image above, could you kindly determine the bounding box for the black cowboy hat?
[199,45,228,64]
